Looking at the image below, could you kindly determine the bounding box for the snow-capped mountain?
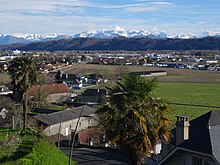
[0,26,220,45]
[73,26,169,39]
[0,33,72,45]
[168,33,196,39]
[200,31,220,38]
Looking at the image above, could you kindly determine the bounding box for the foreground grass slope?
[0,129,75,165]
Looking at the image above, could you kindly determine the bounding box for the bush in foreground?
[20,140,75,165]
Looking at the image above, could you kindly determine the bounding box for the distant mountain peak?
[114,26,126,32]
[0,28,220,45]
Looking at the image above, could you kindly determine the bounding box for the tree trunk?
[22,93,28,131]
[130,154,144,165]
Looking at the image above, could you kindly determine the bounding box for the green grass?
[49,104,67,110]
[0,128,20,143]
[0,129,76,165]
[155,82,220,124]
[19,140,76,165]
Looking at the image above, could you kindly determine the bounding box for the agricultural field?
[64,64,220,83]
[155,82,220,125]
[64,64,220,123]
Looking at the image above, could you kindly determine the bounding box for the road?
[60,146,130,165]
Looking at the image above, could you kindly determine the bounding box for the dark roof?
[87,74,103,80]
[170,110,220,163]
[82,89,106,96]
[75,72,84,78]
[57,73,85,83]
[34,105,95,126]
[80,96,99,104]
[129,70,166,76]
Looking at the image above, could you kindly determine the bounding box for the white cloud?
[0,0,219,34]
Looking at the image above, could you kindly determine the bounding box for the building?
[79,88,107,105]
[0,85,13,95]
[129,70,167,77]
[158,111,220,165]
[27,84,71,103]
[34,105,97,137]
[56,71,86,89]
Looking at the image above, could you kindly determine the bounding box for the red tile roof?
[27,84,70,96]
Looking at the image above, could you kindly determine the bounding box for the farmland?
[64,64,220,123]
[64,64,220,83]
[155,82,220,124]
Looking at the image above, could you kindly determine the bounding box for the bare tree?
[38,72,56,84]
[116,65,128,80]
[0,73,11,85]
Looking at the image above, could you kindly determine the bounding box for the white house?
[34,105,97,137]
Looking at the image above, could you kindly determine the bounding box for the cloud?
[0,0,219,34]
[0,0,175,15]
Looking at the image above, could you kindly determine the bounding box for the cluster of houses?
[2,81,220,165]
[55,70,104,89]
[1,50,220,164]
[1,50,220,74]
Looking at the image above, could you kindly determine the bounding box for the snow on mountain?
[200,31,220,38]
[168,33,196,39]
[0,33,73,45]
[1,27,220,45]
[74,26,128,38]
[11,33,71,41]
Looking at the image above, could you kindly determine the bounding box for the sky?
[0,0,220,35]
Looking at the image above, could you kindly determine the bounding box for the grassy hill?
[0,128,76,165]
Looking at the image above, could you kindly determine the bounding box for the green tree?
[8,56,38,131]
[96,75,172,165]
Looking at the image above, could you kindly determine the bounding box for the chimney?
[175,116,190,146]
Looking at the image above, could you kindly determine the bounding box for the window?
[204,160,209,165]
[192,157,202,165]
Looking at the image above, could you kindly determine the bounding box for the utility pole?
[68,106,84,165]
[58,111,64,149]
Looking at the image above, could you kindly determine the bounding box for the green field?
[155,82,220,124]
[65,64,220,124]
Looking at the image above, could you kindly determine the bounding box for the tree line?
[1,36,220,51]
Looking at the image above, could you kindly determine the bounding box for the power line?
[170,102,220,109]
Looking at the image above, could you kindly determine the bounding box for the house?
[56,71,85,89]
[157,62,188,69]
[27,84,71,103]
[0,85,13,95]
[158,111,220,165]
[63,78,82,89]
[78,127,105,146]
[87,74,103,84]
[34,105,97,138]
[129,70,167,77]
[79,88,107,105]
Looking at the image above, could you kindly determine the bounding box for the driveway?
[60,146,130,165]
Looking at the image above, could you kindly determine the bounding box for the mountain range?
[1,26,220,45]
[1,36,220,51]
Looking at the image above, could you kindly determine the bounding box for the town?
[1,50,220,73]
[1,49,220,165]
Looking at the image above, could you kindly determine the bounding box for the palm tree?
[8,56,38,131]
[96,75,172,165]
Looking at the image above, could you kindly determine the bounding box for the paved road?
[60,146,130,165]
